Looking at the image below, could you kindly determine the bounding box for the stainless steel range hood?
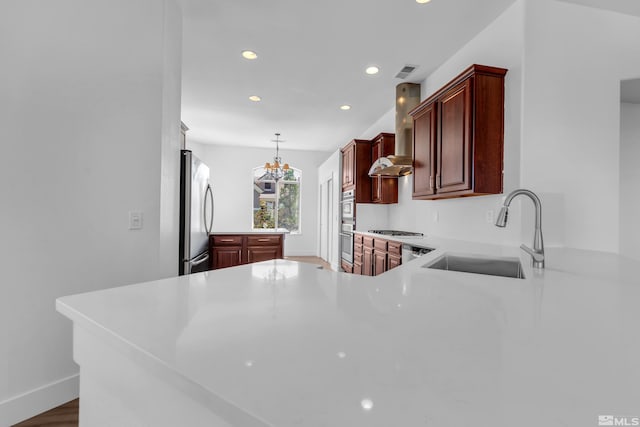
[369,82,421,177]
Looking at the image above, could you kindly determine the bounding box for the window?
[252,166,301,233]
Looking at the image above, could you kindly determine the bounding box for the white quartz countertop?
[57,241,640,427]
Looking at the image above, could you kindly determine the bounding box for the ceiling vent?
[395,65,418,79]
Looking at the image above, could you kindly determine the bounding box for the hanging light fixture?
[261,133,291,181]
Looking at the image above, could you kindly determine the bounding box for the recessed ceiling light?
[365,66,380,75]
[249,95,261,102]
[340,105,351,110]
[416,0,431,3]
[241,50,258,60]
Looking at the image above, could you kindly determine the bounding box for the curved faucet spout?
[495,189,545,269]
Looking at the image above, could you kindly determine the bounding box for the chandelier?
[262,133,291,181]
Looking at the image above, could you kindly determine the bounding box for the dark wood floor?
[13,399,79,427]
[13,258,330,426]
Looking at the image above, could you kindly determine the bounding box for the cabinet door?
[413,101,437,198]
[373,251,387,276]
[388,255,402,271]
[371,134,398,204]
[247,246,280,263]
[212,246,243,269]
[341,260,353,274]
[437,78,472,194]
[363,248,374,276]
[353,262,363,275]
[341,145,354,190]
[371,139,382,203]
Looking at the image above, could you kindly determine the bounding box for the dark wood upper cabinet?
[412,101,437,198]
[371,133,398,204]
[341,144,354,190]
[341,134,398,204]
[341,139,372,203]
[411,64,507,200]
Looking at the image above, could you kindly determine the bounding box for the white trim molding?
[0,373,79,426]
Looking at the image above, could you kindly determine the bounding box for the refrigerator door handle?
[191,251,210,267]
[204,184,214,234]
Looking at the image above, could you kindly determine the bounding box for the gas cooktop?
[368,229,424,237]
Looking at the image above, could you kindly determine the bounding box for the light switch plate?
[129,211,143,230]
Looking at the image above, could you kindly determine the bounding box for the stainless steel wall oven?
[341,189,354,221]
[340,222,354,264]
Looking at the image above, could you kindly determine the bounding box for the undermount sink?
[424,253,525,279]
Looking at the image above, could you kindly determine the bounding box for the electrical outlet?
[129,211,143,230]
[485,210,495,224]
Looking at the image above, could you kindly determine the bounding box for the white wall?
[359,0,525,246]
[359,0,640,254]
[620,102,640,260]
[521,0,640,252]
[0,1,182,424]
[317,150,341,270]
[188,142,331,256]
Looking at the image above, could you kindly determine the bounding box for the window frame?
[252,166,302,234]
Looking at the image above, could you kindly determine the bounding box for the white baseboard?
[0,373,79,426]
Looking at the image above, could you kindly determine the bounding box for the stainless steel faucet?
[495,189,545,269]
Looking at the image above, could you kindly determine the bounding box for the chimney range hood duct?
[369,82,421,177]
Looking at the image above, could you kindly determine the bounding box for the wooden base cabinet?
[349,233,401,276]
[209,234,283,269]
[387,241,402,271]
[341,260,353,274]
[411,64,507,200]
[211,246,243,270]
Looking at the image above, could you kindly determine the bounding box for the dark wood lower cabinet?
[341,260,353,274]
[374,251,387,276]
[209,234,283,269]
[247,246,281,263]
[387,241,402,272]
[363,248,374,276]
[211,246,243,270]
[388,255,401,270]
[349,233,402,276]
[353,262,362,275]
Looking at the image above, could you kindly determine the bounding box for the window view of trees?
[253,167,301,233]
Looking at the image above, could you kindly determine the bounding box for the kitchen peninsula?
[57,238,640,427]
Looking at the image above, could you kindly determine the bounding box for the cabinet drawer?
[246,235,281,246]
[388,241,402,256]
[354,242,363,255]
[374,239,388,251]
[353,233,363,244]
[212,235,243,246]
[363,236,374,248]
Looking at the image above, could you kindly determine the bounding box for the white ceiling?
[179,0,640,153]
[179,0,517,152]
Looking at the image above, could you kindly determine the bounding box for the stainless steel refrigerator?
[179,150,214,275]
